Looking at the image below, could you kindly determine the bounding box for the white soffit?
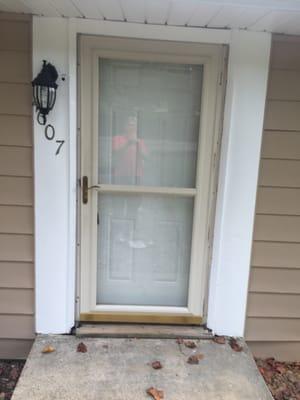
[1,0,300,35]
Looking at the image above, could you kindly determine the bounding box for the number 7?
[55,140,65,155]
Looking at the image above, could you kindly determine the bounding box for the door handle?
[82,176,101,204]
[82,176,88,204]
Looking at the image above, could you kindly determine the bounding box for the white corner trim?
[207,29,271,337]
[33,17,75,333]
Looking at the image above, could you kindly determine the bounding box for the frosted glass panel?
[97,194,193,306]
[98,58,203,188]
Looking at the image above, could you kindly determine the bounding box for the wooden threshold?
[76,323,211,339]
[80,312,202,325]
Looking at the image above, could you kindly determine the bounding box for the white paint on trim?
[207,29,271,337]
[33,18,74,333]
[33,17,270,335]
[70,18,231,44]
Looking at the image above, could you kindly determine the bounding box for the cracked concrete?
[12,335,273,400]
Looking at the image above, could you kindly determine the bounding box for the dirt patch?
[256,358,300,400]
[0,360,25,400]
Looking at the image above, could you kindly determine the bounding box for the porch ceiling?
[1,0,300,35]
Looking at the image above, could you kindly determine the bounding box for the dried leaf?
[213,335,226,345]
[151,361,163,370]
[77,342,87,353]
[9,366,19,380]
[146,387,164,400]
[184,340,197,349]
[41,345,55,354]
[176,337,184,344]
[229,338,243,352]
[187,353,204,365]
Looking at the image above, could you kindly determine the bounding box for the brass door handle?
[82,176,88,204]
[82,176,101,204]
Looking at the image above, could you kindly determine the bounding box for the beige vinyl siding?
[245,35,300,361]
[0,13,34,359]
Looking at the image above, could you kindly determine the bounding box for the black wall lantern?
[32,60,58,125]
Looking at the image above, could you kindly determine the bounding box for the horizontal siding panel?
[0,51,30,83]
[0,146,32,176]
[0,206,33,234]
[264,101,300,131]
[0,289,34,314]
[0,21,30,51]
[268,70,300,101]
[248,341,300,362]
[0,315,34,339]
[0,262,34,288]
[248,293,300,318]
[252,241,300,269]
[0,115,32,146]
[246,318,300,341]
[254,215,300,242]
[0,15,34,358]
[0,83,31,115]
[0,339,33,359]
[259,159,300,188]
[0,177,33,206]
[0,13,31,22]
[256,187,300,215]
[247,37,300,359]
[261,131,300,160]
[271,40,300,70]
[0,234,33,262]
[249,268,300,294]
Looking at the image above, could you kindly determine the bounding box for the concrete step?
[76,323,213,339]
[12,335,273,400]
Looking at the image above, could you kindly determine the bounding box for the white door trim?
[79,35,226,317]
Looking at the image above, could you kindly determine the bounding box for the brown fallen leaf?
[151,361,163,370]
[213,335,226,345]
[41,345,55,354]
[146,387,164,400]
[229,338,243,352]
[187,353,204,364]
[9,366,19,380]
[184,340,197,349]
[77,342,87,353]
[176,337,184,344]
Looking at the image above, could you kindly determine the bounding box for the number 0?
[45,124,55,140]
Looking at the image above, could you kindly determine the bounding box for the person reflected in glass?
[112,116,148,185]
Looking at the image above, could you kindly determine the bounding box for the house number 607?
[45,124,65,156]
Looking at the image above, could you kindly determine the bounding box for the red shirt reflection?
[112,118,147,180]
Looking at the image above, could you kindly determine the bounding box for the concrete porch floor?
[12,335,273,400]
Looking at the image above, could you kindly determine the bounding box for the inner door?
[80,35,225,323]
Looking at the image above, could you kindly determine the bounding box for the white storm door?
[80,36,224,317]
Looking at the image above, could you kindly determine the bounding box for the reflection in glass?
[98,58,203,188]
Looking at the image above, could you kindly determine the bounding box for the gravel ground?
[0,361,25,400]
[256,358,300,400]
[0,357,299,399]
